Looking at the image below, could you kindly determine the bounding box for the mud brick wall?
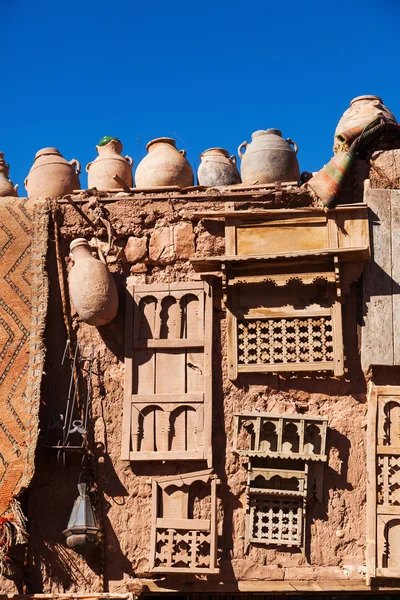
[1,194,368,593]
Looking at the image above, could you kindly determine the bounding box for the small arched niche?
[138,405,163,452]
[138,296,158,338]
[384,401,400,446]
[259,420,278,452]
[304,423,322,455]
[282,422,300,453]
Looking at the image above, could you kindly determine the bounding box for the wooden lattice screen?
[122,281,213,465]
[246,464,308,552]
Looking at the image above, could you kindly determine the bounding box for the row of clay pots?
[20,130,300,198]
[2,96,396,198]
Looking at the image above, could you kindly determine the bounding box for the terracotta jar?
[86,136,133,190]
[197,148,241,186]
[134,137,194,188]
[334,95,396,139]
[0,152,18,197]
[25,148,81,197]
[238,129,300,185]
[68,239,118,326]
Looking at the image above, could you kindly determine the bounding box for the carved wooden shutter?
[367,384,400,583]
[122,281,212,466]
[149,469,219,574]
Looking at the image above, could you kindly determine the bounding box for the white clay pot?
[68,239,118,326]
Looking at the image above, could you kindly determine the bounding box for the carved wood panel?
[367,385,400,582]
[122,282,213,465]
[149,470,219,574]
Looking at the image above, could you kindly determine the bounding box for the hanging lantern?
[63,483,100,554]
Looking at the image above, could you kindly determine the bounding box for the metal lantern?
[63,483,100,554]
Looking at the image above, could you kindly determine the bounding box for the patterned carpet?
[0,197,49,519]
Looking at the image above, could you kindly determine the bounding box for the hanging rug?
[0,197,49,526]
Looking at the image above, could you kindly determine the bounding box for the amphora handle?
[238,141,248,159]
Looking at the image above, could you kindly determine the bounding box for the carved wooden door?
[122,281,213,466]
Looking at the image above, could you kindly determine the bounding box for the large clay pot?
[25,148,81,197]
[0,152,18,197]
[86,137,133,190]
[335,95,396,140]
[238,129,300,185]
[197,147,241,186]
[68,239,118,326]
[135,137,194,188]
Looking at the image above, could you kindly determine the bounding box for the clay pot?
[335,95,397,140]
[25,148,81,197]
[238,129,300,185]
[0,152,18,197]
[68,239,118,326]
[86,137,133,190]
[134,137,194,188]
[197,148,241,186]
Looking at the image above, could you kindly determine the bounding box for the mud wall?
[2,195,368,593]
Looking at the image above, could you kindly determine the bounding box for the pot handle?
[238,141,248,159]
[287,138,298,154]
[70,158,81,175]
[179,149,187,158]
[125,155,134,166]
[230,155,237,165]
[86,161,93,173]
[24,176,28,188]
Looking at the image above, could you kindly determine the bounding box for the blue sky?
[2,0,400,192]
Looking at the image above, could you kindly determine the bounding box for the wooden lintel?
[191,246,370,273]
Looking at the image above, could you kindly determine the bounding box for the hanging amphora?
[25,148,81,197]
[86,136,133,190]
[68,239,118,326]
[197,147,241,186]
[238,129,300,185]
[0,152,18,197]
[134,137,194,188]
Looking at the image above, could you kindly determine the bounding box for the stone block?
[124,235,147,263]
[149,222,194,265]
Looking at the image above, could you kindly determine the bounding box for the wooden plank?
[203,282,213,468]
[362,188,393,369]
[121,285,134,460]
[130,449,206,462]
[226,306,238,380]
[235,411,328,422]
[133,338,203,348]
[366,382,378,584]
[376,505,400,515]
[132,393,204,404]
[149,479,158,571]
[236,223,329,256]
[193,203,368,219]
[391,191,400,364]
[377,445,400,455]
[150,566,219,574]
[156,517,210,531]
[209,476,218,571]
[331,288,344,377]
[244,306,331,318]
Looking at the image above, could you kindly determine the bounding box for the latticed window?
[237,316,334,367]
